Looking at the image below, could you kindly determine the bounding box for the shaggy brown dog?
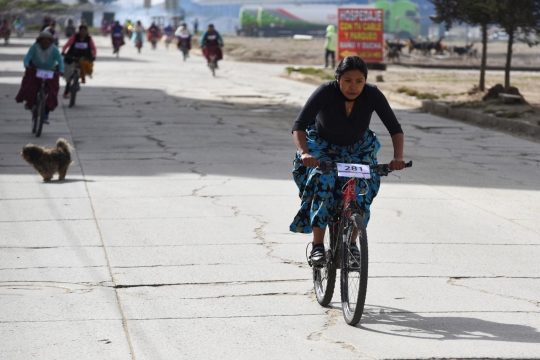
[20,138,73,181]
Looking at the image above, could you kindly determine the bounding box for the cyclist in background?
[124,19,134,38]
[290,56,406,265]
[61,25,97,98]
[200,24,223,68]
[40,16,52,31]
[16,31,64,124]
[65,18,76,38]
[147,22,161,47]
[0,19,11,43]
[132,21,145,48]
[43,20,59,46]
[13,17,24,37]
[110,21,124,54]
[175,22,192,54]
[162,23,174,48]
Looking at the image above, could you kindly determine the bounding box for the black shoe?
[310,244,326,266]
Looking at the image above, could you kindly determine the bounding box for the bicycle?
[178,35,190,61]
[204,46,218,77]
[164,34,173,50]
[112,33,123,58]
[1,30,9,45]
[65,56,81,108]
[15,25,24,38]
[136,37,143,53]
[150,35,159,50]
[31,69,57,137]
[308,160,412,326]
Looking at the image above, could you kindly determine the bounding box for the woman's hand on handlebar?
[300,153,319,168]
[388,158,406,171]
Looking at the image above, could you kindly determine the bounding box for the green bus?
[374,0,420,39]
[239,1,420,39]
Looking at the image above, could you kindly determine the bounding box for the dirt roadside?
[214,35,540,142]
[284,67,540,142]
[219,35,540,69]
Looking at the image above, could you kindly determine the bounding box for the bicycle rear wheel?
[35,90,45,137]
[69,76,78,108]
[340,212,368,326]
[313,224,338,306]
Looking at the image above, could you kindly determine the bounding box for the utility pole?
[144,0,151,16]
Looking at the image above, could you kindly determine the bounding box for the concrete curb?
[421,101,540,141]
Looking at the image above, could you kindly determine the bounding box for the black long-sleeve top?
[291,81,403,146]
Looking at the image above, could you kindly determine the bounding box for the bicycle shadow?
[328,303,540,343]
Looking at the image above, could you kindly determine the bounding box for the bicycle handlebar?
[317,160,412,176]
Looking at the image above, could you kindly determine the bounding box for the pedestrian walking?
[193,18,199,35]
[324,25,337,68]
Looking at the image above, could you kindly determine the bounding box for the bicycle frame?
[325,177,362,270]
[309,159,412,271]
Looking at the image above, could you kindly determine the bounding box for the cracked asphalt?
[1,36,540,359]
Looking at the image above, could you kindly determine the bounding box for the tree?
[492,0,540,89]
[430,0,495,91]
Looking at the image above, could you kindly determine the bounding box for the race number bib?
[36,69,54,79]
[207,35,217,40]
[336,163,371,179]
[74,42,88,49]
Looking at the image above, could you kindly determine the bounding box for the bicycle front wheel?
[35,90,45,137]
[340,213,368,326]
[31,104,38,134]
[313,224,337,306]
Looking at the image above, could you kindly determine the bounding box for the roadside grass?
[396,86,439,100]
[419,76,474,83]
[286,67,334,81]
[441,92,467,98]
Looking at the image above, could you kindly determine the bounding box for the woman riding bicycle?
[15,31,64,124]
[65,18,76,38]
[61,25,96,98]
[111,21,125,54]
[175,23,192,54]
[132,21,145,50]
[290,56,406,265]
[200,24,223,68]
[43,20,59,46]
[0,19,11,43]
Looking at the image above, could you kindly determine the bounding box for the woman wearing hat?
[61,25,97,98]
[15,31,64,124]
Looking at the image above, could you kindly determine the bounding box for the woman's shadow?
[329,304,540,343]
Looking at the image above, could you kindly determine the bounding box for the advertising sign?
[337,8,384,62]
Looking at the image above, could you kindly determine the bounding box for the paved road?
[1,36,540,359]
